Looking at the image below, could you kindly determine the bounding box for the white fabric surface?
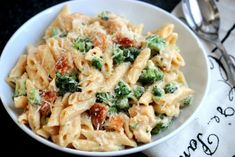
[143,0,235,156]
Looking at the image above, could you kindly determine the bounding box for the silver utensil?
[182,0,235,85]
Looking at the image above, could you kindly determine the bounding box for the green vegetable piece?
[123,47,141,62]
[96,92,112,105]
[59,32,67,38]
[151,123,165,135]
[115,97,129,110]
[98,11,110,21]
[164,83,178,94]
[28,88,41,105]
[130,123,139,129]
[108,106,118,113]
[52,28,61,37]
[73,37,93,53]
[14,79,26,97]
[139,62,164,85]
[151,114,172,135]
[146,35,166,52]
[133,85,144,99]
[55,73,81,96]
[114,81,131,98]
[51,27,67,38]
[152,86,165,97]
[113,46,125,64]
[92,57,103,70]
[180,96,193,107]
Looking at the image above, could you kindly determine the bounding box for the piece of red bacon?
[115,36,133,47]
[55,55,69,74]
[90,103,108,129]
[40,91,57,116]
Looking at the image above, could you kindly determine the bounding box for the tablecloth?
[144,0,235,156]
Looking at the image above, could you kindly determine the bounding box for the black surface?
[0,0,180,157]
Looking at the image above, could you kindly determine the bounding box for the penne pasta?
[126,48,151,85]
[8,6,193,152]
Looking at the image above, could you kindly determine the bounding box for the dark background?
[0,0,180,156]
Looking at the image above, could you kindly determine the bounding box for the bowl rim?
[0,0,210,156]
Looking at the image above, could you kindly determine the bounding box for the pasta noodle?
[8,6,194,152]
[126,48,151,85]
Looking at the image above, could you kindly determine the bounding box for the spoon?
[182,0,235,86]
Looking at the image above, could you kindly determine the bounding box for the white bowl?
[0,0,210,156]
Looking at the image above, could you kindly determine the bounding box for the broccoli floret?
[55,73,81,96]
[139,68,157,84]
[151,123,165,135]
[92,57,103,70]
[73,37,93,53]
[152,86,165,97]
[123,47,141,62]
[151,115,171,135]
[164,83,178,94]
[139,61,164,85]
[108,106,118,113]
[28,88,41,105]
[96,92,112,105]
[133,85,144,99]
[52,27,61,37]
[180,96,193,107]
[146,35,166,52]
[14,79,26,97]
[130,122,139,129]
[98,11,110,21]
[51,27,67,38]
[115,97,129,110]
[108,81,132,112]
[113,46,125,64]
[114,81,131,98]
[113,46,141,64]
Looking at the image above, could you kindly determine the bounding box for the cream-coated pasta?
[8,55,27,81]
[126,48,151,85]
[8,5,194,152]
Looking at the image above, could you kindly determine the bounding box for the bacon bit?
[41,91,57,103]
[55,55,69,74]
[115,36,133,47]
[108,115,124,131]
[93,32,107,50]
[39,91,57,117]
[40,103,51,116]
[90,103,108,129]
[48,77,52,82]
